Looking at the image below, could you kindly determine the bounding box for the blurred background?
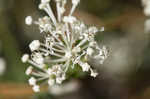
[0,0,150,99]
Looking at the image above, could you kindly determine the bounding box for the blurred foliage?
[32,92,55,99]
[0,2,27,82]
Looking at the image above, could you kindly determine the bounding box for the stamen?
[46,58,66,63]
[76,39,87,48]
[69,0,80,16]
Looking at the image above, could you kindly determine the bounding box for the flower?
[22,0,108,92]
[0,58,6,76]
[32,85,40,92]
[29,40,40,51]
[142,0,150,16]
[29,77,37,86]
[142,0,150,33]
[80,62,90,72]
[21,54,29,63]
[63,16,77,23]
[48,79,55,86]
[144,5,150,16]
[90,69,98,77]
[87,47,94,56]
[41,0,50,3]
[25,66,33,75]
[72,0,80,5]
[32,53,44,65]
[25,16,33,25]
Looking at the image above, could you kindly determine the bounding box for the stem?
[69,4,77,16]
[46,58,67,63]
[56,2,61,22]
[44,4,57,26]
[76,39,87,48]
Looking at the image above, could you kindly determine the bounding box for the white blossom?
[48,79,55,86]
[39,3,47,10]
[22,0,108,92]
[72,0,80,5]
[29,77,36,85]
[47,68,53,75]
[144,5,150,16]
[91,72,98,78]
[33,85,40,92]
[100,27,105,32]
[87,47,94,56]
[25,16,33,25]
[25,66,33,75]
[29,40,40,51]
[88,26,98,34]
[145,19,150,32]
[142,0,150,6]
[56,74,66,84]
[0,58,6,76]
[59,7,65,14]
[90,69,98,77]
[80,62,90,72]
[63,16,77,23]
[41,0,50,3]
[142,0,150,16]
[65,51,72,59]
[32,53,44,65]
[142,0,150,33]
[21,54,29,63]
[56,77,63,84]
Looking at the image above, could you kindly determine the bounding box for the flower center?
[65,51,72,59]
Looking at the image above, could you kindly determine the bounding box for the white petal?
[80,62,90,72]
[87,47,94,56]
[48,79,55,86]
[33,85,40,92]
[32,53,44,65]
[90,69,98,77]
[72,0,80,5]
[0,58,6,75]
[63,16,77,23]
[144,5,150,16]
[29,40,40,51]
[25,66,33,75]
[25,16,32,25]
[21,54,29,63]
[41,0,50,3]
[29,77,36,85]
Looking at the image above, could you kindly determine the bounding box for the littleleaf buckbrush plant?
[22,0,108,92]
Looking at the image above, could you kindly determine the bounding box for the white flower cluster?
[142,0,150,32]
[22,0,108,92]
[142,0,150,16]
[0,58,6,76]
